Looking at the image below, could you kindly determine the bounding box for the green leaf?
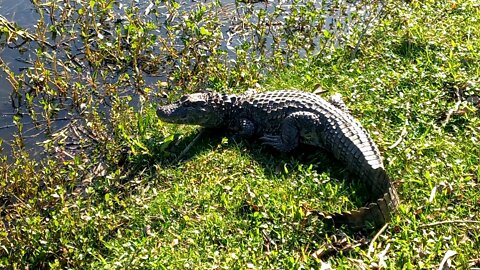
[199,27,212,37]
[322,29,331,39]
[159,134,175,151]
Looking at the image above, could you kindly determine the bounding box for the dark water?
[0,0,40,153]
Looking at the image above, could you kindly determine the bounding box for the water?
[0,0,41,154]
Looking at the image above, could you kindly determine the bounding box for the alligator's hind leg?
[261,112,321,152]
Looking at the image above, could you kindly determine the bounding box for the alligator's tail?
[317,168,400,229]
[320,187,399,229]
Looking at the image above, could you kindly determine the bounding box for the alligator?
[156,90,399,228]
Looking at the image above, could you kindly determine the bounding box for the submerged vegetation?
[0,0,479,268]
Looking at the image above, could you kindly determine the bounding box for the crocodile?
[156,90,399,228]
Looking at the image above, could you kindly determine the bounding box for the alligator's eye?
[180,97,192,106]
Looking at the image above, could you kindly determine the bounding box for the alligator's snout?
[156,103,192,124]
[156,104,177,120]
[156,94,225,127]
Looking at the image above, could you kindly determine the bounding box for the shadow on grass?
[393,36,429,59]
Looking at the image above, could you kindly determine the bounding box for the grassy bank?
[1,0,479,268]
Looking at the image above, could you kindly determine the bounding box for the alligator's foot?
[260,135,297,152]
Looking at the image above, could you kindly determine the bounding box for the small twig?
[388,102,410,149]
[0,15,56,49]
[442,100,463,126]
[0,124,17,130]
[388,124,407,149]
[367,222,389,258]
[313,84,328,95]
[438,250,457,270]
[174,129,205,163]
[419,220,480,228]
[23,128,48,139]
[1,212,13,244]
[0,117,79,131]
[351,0,385,59]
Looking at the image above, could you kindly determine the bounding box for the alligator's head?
[157,92,226,127]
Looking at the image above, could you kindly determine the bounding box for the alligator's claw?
[261,135,295,152]
[260,134,281,146]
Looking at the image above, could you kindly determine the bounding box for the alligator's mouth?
[157,103,223,127]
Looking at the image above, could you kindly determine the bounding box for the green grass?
[1,0,480,269]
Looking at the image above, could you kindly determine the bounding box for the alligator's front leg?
[228,118,256,142]
[261,112,321,152]
[237,118,256,137]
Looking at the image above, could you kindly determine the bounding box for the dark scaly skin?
[157,90,399,228]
